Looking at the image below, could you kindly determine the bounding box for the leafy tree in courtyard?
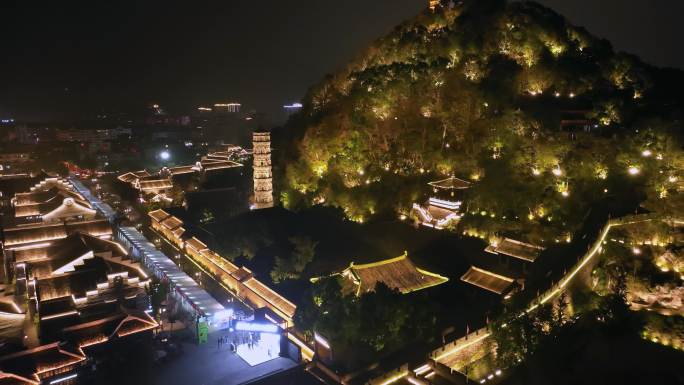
[271,236,317,283]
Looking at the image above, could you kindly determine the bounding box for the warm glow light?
[552,167,562,176]
[314,332,331,349]
[641,149,652,157]
[532,168,541,176]
[41,310,78,321]
[50,374,78,384]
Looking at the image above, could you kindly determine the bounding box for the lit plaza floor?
[152,331,297,385]
[236,335,281,367]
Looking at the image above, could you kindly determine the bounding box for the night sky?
[1,0,682,122]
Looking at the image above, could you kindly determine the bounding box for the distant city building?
[252,131,273,209]
[429,0,440,11]
[214,103,241,114]
[15,124,53,144]
[283,102,303,112]
[150,103,165,115]
[55,126,132,142]
[0,152,31,173]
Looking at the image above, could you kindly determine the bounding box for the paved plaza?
[152,331,297,385]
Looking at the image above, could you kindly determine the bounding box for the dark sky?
[1,0,682,123]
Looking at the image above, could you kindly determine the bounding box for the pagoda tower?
[252,131,274,209]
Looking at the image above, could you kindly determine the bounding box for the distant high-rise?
[214,103,241,114]
[252,131,274,209]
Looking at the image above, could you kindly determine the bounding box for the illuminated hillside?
[281,0,684,242]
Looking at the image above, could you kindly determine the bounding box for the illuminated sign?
[235,321,279,333]
[198,321,208,344]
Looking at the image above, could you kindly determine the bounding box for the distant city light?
[214,103,241,113]
[283,102,303,109]
[197,107,212,111]
[160,150,170,160]
[552,166,562,176]
[641,149,652,157]
[628,166,640,175]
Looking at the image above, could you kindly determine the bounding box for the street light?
[160,150,170,161]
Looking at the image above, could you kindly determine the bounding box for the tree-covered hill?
[279,0,684,242]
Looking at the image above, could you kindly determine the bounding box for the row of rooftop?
[0,175,159,384]
[117,144,247,202]
[148,209,296,326]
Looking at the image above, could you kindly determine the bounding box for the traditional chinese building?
[485,238,545,263]
[11,178,96,225]
[411,176,471,229]
[117,158,242,202]
[319,252,449,296]
[12,232,154,342]
[460,266,517,297]
[252,131,274,209]
[0,342,86,385]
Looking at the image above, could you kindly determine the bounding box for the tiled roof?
[148,209,171,223]
[243,277,296,320]
[340,252,448,295]
[461,266,515,295]
[428,176,471,190]
[486,238,544,263]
